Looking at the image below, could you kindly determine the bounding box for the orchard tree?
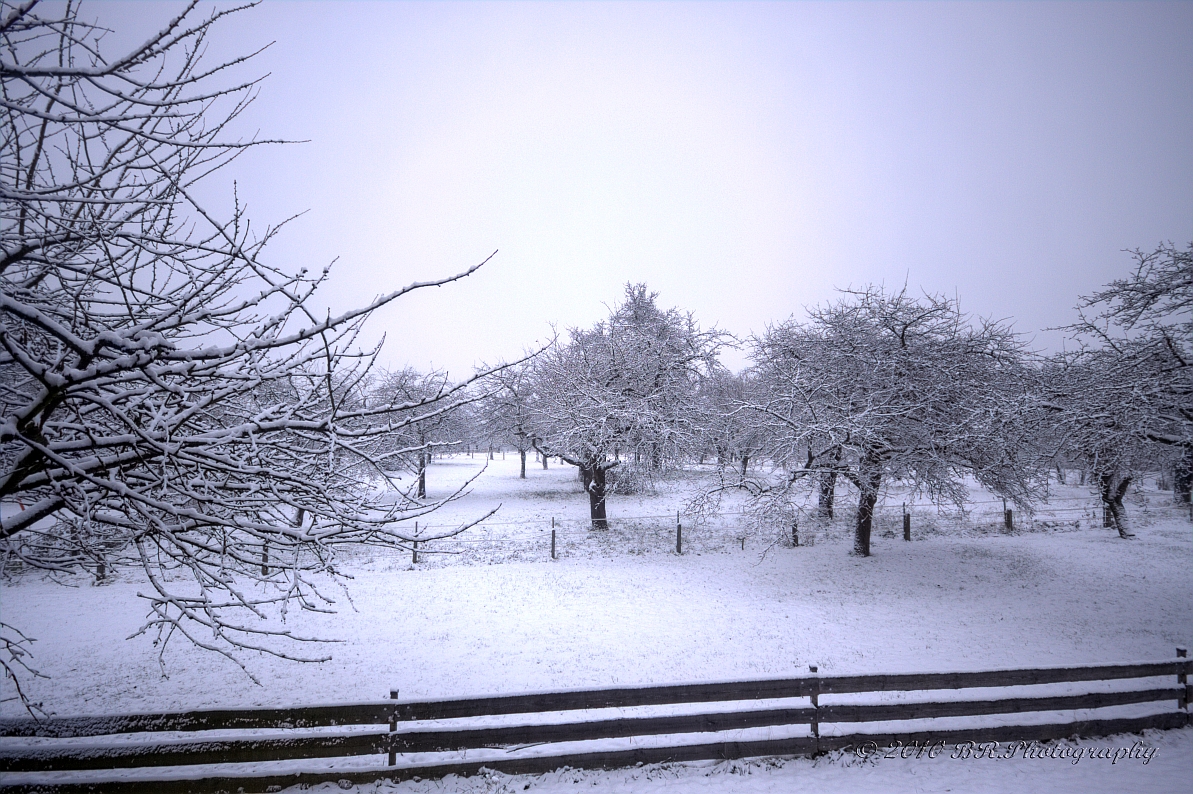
[696,368,765,475]
[368,368,473,498]
[478,359,538,479]
[0,0,496,704]
[1087,243,1192,502]
[530,284,724,528]
[1039,352,1167,537]
[1076,243,1192,452]
[748,287,1043,556]
[1043,242,1193,533]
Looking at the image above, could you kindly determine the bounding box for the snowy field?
[2,455,1191,792]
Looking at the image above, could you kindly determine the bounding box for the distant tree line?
[386,248,1190,558]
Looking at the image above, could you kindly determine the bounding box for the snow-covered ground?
[2,455,1191,792]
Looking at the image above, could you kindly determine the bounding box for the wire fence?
[6,485,1188,575]
[361,493,1193,568]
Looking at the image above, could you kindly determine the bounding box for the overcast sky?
[103,0,1193,375]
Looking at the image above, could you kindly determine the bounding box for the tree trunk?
[488,446,493,460]
[1175,448,1193,504]
[542,453,549,470]
[1098,472,1134,538]
[581,464,609,530]
[1055,464,1065,485]
[417,453,426,499]
[519,449,526,479]
[818,471,838,519]
[818,446,841,519]
[853,455,882,556]
[740,455,749,477]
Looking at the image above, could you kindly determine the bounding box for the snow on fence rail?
[1,652,1189,793]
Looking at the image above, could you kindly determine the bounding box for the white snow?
[2,454,1191,792]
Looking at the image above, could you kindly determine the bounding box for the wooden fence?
[1,652,1189,793]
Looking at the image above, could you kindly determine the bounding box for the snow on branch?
[0,0,498,711]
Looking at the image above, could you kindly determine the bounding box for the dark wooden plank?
[2,713,1186,794]
[398,659,1192,719]
[0,735,819,794]
[818,661,1191,695]
[816,710,1191,753]
[819,687,1182,723]
[0,703,395,739]
[392,704,816,753]
[0,730,388,773]
[397,678,814,721]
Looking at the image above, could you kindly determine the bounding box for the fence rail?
[1,652,1189,793]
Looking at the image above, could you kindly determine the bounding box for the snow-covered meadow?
[2,455,1191,792]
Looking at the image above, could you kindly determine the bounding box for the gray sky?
[106,0,1193,375]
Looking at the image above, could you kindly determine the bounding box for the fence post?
[1179,647,1188,711]
[792,518,799,547]
[388,689,398,765]
[903,503,911,541]
[808,664,820,755]
[551,529,556,560]
[676,511,682,555]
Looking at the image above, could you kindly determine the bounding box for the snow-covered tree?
[477,360,538,479]
[1041,242,1193,534]
[748,287,1043,556]
[1039,352,1167,537]
[0,0,494,703]
[529,284,724,528]
[1074,243,1192,448]
[695,368,765,475]
[367,368,475,497]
